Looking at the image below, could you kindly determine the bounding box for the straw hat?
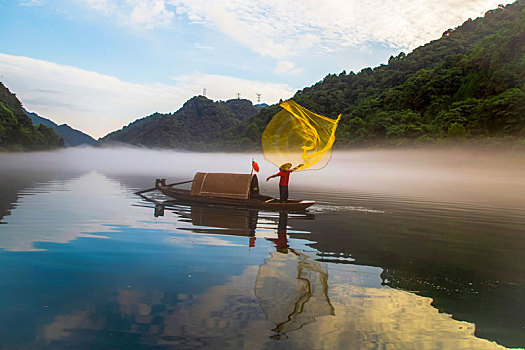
[279,163,292,171]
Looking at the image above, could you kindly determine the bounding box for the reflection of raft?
[155,172,315,211]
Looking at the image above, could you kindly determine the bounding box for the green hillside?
[25,109,97,147]
[232,0,525,148]
[99,96,263,150]
[0,83,64,151]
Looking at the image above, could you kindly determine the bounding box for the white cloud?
[171,72,293,103]
[275,61,304,74]
[167,0,515,57]
[82,0,174,28]
[83,0,111,14]
[194,43,214,50]
[77,0,514,57]
[18,0,43,6]
[129,0,174,28]
[0,53,294,139]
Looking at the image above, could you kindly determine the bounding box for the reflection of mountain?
[286,207,525,349]
[0,172,37,222]
[0,171,134,251]
[255,250,334,337]
[0,169,71,223]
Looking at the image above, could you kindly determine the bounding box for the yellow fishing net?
[262,100,341,171]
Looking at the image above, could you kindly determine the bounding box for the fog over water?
[2,146,524,208]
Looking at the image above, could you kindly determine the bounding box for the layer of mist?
[1,146,524,209]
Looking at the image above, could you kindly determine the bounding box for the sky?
[0,0,514,139]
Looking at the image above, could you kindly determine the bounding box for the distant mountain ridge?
[99,96,264,150]
[24,109,96,147]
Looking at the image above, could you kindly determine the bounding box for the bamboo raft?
[136,172,315,211]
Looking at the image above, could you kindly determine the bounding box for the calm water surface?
[0,148,523,349]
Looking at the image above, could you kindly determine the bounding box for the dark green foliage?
[0,83,64,151]
[99,96,263,150]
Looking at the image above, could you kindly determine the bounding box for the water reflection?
[0,157,522,348]
[151,203,336,339]
[140,201,514,349]
[256,212,335,339]
[284,203,525,348]
[0,172,124,251]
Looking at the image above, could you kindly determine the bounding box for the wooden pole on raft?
[134,179,193,195]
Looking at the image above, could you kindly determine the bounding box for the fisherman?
[266,163,303,203]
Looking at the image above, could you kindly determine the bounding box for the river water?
[0,147,523,349]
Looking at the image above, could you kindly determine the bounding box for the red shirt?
[277,170,291,186]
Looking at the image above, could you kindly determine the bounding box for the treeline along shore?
[2,1,524,152]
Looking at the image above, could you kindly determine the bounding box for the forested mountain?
[99,96,263,150]
[99,1,524,150]
[0,83,63,151]
[25,109,97,147]
[237,0,525,148]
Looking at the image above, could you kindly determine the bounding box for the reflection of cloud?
[41,311,104,342]
[255,250,334,334]
[171,235,244,247]
[38,258,511,349]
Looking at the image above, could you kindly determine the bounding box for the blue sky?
[0,0,513,138]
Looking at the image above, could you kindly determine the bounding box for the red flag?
[252,160,260,172]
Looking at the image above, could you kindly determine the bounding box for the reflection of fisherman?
[267,212,289,253]
[154,204,165,217]
[248,210,258,248]
[266,163,303,203]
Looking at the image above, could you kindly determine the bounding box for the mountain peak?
[23,108,96,147]
[99,95,260,150]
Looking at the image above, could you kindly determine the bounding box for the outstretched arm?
[291,163,304,172]
[266,173,279,182]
